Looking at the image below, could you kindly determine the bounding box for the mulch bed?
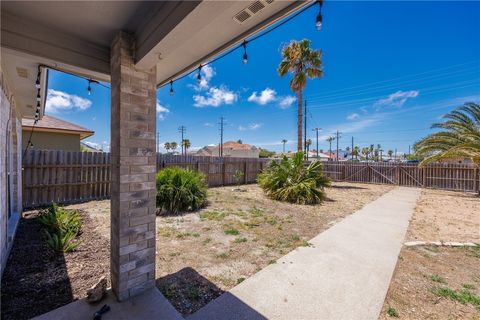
[1,210,110,320]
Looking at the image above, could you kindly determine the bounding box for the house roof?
[22,115,94,139]
[223,141,256,150]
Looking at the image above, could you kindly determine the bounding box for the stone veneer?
[110,31,158,301]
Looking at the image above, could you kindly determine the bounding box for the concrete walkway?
[189,187,420,320]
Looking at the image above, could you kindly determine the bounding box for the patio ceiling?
[1,0,309,117]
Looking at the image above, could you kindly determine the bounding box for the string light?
[242,41,248,64]
[197,65,202,82]
[35,67,41,89]
[162,1,321,94]
[87,80,92,95]
[316,1,323,31]
[36,90,41,102]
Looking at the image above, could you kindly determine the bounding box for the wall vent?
[16,67,29,79]
[233,0,273,24]
[248,1,265,14]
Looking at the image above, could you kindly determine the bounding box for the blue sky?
[46,1,480,154]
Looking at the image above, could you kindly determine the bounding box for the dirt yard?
[380,189,480,319]
[1,181,392,318]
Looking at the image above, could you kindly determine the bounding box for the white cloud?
[156,101,170,120]
[238,123,262,131]
[193,85,238,107]
[248,88,277,105]
[83,140,110,152]
[204,122,214,127]
[278,95,296,109]
[190,64,216,91]
[374,90,419,109]
[45,89,92,113]
[347,113,360,121]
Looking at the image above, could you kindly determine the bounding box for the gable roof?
[22,115,94,139]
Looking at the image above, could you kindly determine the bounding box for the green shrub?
[156,167,208,214]
[257,152,331,204]
[38,203,81,252]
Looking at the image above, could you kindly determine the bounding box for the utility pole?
[336,130,341,161]
[219,116,224,157]
[312,128,322,160]
[178,125,186,155]
[304,100,307,155]
[394,148,397,162]
[408,145,411,156]
[351,136,354,161]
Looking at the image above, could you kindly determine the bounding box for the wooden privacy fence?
[22,151,479,208]
[22,150,269,208]
[321,161,480,193]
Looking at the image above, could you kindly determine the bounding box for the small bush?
[156,167,208,214]
[257,152,330,205]
[38,203,81,252]
[387,307,399,317]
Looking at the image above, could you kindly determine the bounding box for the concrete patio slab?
[189,187,420,320]
[32,288,184,320]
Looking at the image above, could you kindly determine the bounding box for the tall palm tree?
[281,139,287,153]
[182,139,191,154]
[278,39,323,151]
[415,102,480,165]
[326,136,335,160]
[164,142,171,153]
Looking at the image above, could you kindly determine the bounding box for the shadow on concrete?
[0,213,73,320]
[156,267,267,320]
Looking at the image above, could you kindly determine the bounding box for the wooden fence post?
[244,160,247,184]
[222,160,226,186]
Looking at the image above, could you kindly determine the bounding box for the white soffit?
[136,0,310,86]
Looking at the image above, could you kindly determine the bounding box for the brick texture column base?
[110,31,157,301]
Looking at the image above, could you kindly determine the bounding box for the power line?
[219,116,225,157]
[178,125,186,155]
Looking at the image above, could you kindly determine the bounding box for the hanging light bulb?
[87,80,92,96]
[35,66,41,89]
[316,1,323,31]
[36,101,40,111]
[169,80,174,96]
[36,90,41,102]
[242,41,248,64]
[197,65,202,82]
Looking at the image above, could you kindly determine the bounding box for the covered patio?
[1,0,311,317]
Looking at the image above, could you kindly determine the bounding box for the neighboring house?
[307,151,330,161]
[22,115,93,152]
[196,141,260,158]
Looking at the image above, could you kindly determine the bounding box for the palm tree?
[306,139,312,153]
[362,147,370,161]
[354,146,360,160]
[170,142,178,153]
[326,136,335,161]
[415,102,480,165]
[182,139,191,154]
[281,139,287,153]
[388,149,394,160]
[164,142,171,153]
[278,39,323,151]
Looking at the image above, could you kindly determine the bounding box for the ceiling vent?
[16,67,29,79]
[233,0,274,24]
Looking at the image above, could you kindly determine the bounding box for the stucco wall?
[22,130,81,151]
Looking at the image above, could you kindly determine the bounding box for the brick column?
[110,31,157,301]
